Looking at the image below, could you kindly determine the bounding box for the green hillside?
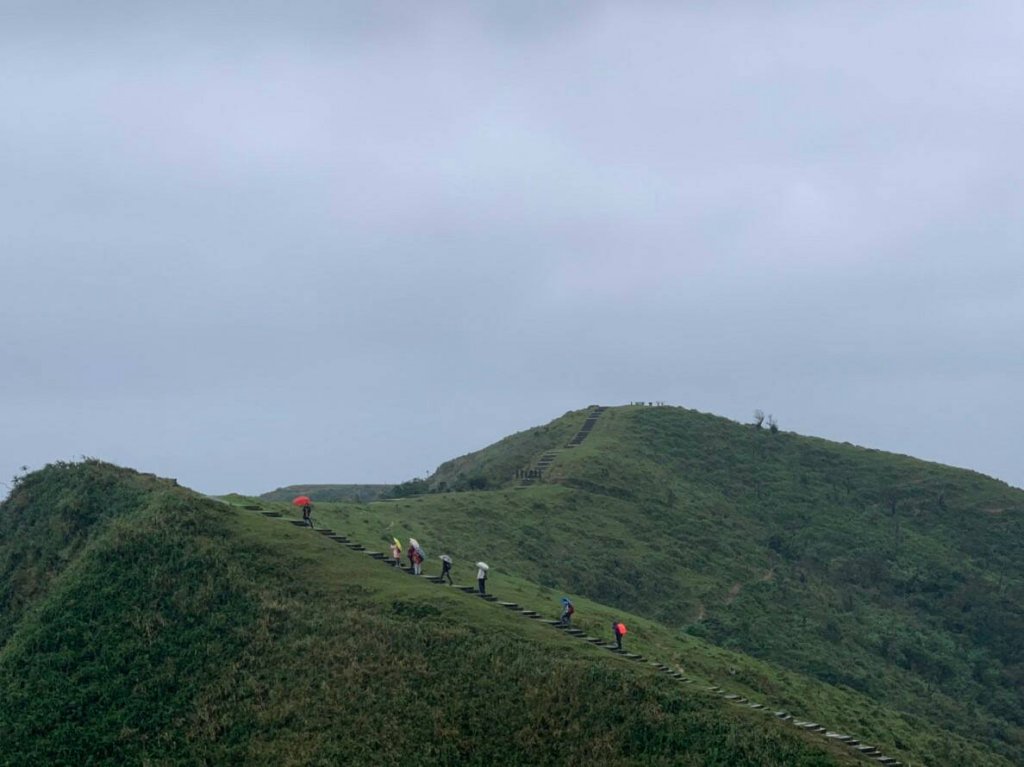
[0,461,855,766]
[305,404,1023,765]
[258,483,393,503]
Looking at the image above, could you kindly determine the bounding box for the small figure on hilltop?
[559,598,575,626]
[612,620,627,650]
[476,561,489,595]
[439,554,454,585]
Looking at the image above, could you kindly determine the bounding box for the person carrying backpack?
[612,620,627,650]
[302,503,313,528]
[559,598,575,626]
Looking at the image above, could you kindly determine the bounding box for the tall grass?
[0,461,854,766]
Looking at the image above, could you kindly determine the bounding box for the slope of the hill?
[259,483,393,503]
[330,404,1023,765]
[426,408,589,491]
[0,461,854,766]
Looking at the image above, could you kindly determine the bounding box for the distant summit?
[259,483,393,503]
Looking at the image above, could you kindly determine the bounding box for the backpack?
[567,603,575,616]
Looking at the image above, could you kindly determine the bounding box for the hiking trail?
[243,505,903,766]
[517,405,608,486]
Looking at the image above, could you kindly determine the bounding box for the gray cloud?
[2,2,1022,494]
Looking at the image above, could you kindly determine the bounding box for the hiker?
[389,539,402,565]
[559,598,575,626]
[612,620,627,649]
[409,538,426,575]
[476,562,489,595]
[439,555,454,585]
[407,543,416,571]
[302,503,313,528]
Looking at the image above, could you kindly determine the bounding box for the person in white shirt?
[477,565,488,595]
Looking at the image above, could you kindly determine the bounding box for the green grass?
[286,404,1023,766]
[5,398,1022,766]
[0,461,857,766]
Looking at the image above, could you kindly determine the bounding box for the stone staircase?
[239,503,904,766]
[517,405,608,486]
[566,405,607,448]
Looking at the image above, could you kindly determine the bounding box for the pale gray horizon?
[2,2,1022,496]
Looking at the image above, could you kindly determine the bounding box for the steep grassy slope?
[310,405,1023,765]
[0,461,854,766]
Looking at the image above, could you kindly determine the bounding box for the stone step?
[315,529,335,535]
[497,602,519,608]
[288,520,308,527]
[261,511,282,518]
[367,552,386,559]
[458,586,477,593]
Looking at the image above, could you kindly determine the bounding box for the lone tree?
[753,410,765,428]
[767,415,779,434]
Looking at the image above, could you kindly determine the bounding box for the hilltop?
[321,404,1024,765]
[0,460,853,766]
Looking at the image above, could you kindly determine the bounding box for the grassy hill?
[258,483,393,503]
[4,403,1021,765]
[300,404,1023,766]
[0,460,856,766]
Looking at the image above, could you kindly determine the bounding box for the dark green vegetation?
[258,483,393,503]
[0,461,853,766]
[311,405,1023,766]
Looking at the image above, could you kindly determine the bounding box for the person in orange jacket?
[612,620,627,649]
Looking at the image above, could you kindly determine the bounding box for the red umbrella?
[292,495,312,506]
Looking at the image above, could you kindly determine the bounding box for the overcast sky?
[2,2,1022,496]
